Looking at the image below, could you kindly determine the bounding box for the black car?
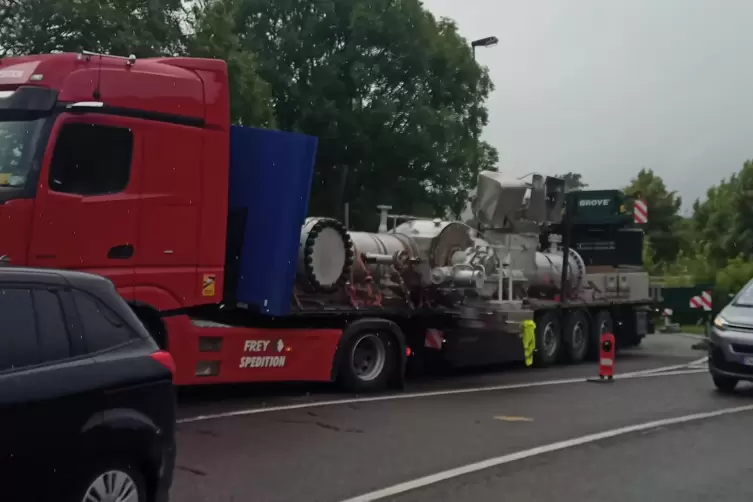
[0,267,176,502]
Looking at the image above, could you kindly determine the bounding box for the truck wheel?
[563,310,589,363]
[534,311,561,367]
[589,310,614,359]
[339,331,395,392]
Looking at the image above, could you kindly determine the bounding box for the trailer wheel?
[563,310,589,363]
[534,311,561,367]
[339,331,395,392]
[589,310,614,358]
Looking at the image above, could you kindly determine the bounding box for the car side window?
[0,288,39,371]
[73,290,135,353]
[0,287,73,372]
[48,123,133,196]
[33,289,73,363]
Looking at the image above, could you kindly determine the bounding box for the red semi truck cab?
[0,52,387,388]
[0,52,230,309]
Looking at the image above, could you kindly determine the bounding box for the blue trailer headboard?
[227,126,317,316]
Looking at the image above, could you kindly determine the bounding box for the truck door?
[28,114,142,299]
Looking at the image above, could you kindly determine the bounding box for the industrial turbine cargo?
[292,171,593,311]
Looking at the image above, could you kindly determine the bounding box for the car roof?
[0,267,113,291]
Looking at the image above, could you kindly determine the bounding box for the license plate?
[743,356,753,366]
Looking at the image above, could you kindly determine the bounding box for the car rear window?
[73,290,136,353]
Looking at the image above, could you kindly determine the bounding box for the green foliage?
[187,0,275,127]
[557,172,588,192]
[691,160,753,268]
[715,256,753,297]
[0,0,185,57]
[625,168,684,265]
[227,0,498,227]
[646,160,753,298]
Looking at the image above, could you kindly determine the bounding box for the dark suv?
[0,267,176,502]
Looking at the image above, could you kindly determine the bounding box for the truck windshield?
[0,118,45,190]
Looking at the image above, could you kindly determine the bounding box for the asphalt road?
[171,334,753,502]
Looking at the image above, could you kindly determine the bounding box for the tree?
[187,0,275,127]
[692,160,753,268]
[624,169,684,266]
[557,172,588,192]
[227,0,498,227]
[3,0,276,127]
[715,256,753,299]
[1,0,185,57]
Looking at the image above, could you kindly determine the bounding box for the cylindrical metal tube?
[298,217,354,293]
[530,249,586,294]
[349,231,420,280]
[362,252,401,266]
[430,265,485,289]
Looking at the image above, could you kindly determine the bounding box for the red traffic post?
[599,333,616,380]
[587,332,616,383]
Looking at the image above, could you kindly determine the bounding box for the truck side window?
[0,287,74,372]
[48,123,133,196]
[73,290,135,353]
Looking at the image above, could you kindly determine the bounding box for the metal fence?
[652,283,715,325]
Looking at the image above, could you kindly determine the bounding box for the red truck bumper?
[164,315,343,386]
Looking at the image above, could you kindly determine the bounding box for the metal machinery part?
[297,214,589,300]
[393,219,474,269]
[298,217,354,293]
[530,249,587,296]
[346,220,483,290]
[395,219,483,288]
[430,265,485,289]
[348,231,420,283]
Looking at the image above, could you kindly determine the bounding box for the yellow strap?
[521,320,537,366]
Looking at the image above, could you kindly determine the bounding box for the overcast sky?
[422,0,753,214]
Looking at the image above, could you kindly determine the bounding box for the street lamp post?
[469,35,498,179]
[471,36,498,60]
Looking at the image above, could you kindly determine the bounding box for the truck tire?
[534,311,561,367]
[563,310,589,363]
[338,331,396,392]
[589,310,614,359]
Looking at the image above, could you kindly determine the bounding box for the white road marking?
[340,404,753,502]
[178,362,707,424]
[615,356,708,377]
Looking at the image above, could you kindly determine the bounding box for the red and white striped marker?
[662,308,673,317]
[701,290,712,311]
[424,329,444,350]
[633,199,648,224]
[690,291,712,311]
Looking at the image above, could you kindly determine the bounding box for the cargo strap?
[521,320,536,367]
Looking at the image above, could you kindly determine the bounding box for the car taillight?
[151,350,176,374]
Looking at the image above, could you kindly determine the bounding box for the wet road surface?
[171,334,751,502]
